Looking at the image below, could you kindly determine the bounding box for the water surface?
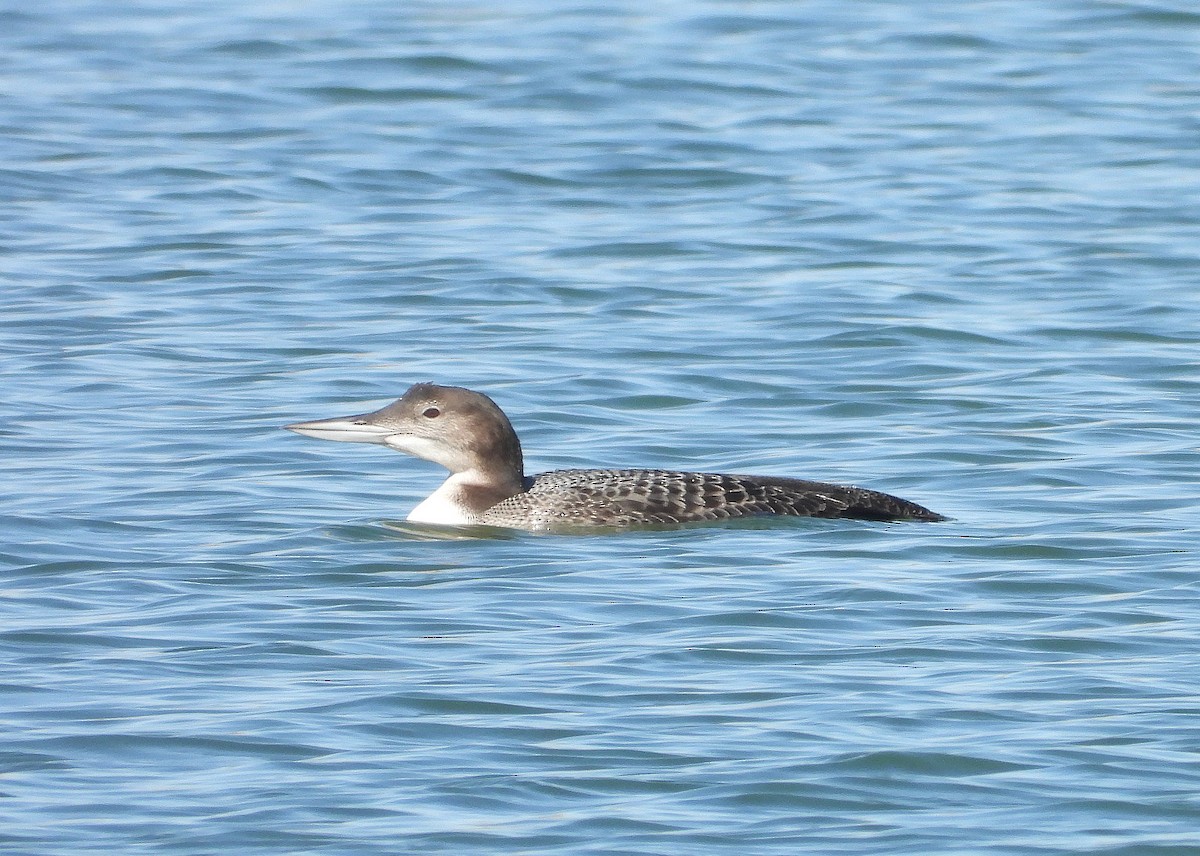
[3,1,1199,853]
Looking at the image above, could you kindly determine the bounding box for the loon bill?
[285,383,947,530]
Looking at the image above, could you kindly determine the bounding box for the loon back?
[285,383,947,531]
[481,468,946,529]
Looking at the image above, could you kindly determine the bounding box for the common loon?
[285,383,946,531]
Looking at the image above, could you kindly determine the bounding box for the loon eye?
[422,406,441,418]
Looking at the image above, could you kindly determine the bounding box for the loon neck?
[407,468,524,525]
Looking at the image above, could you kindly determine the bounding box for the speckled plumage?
[286,383,947,532]
[481,468,945,529]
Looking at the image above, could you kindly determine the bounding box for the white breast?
[404,473,480,526]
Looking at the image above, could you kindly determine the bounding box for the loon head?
[286,383,525,487]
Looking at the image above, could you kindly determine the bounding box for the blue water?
[4,1,1200,853]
